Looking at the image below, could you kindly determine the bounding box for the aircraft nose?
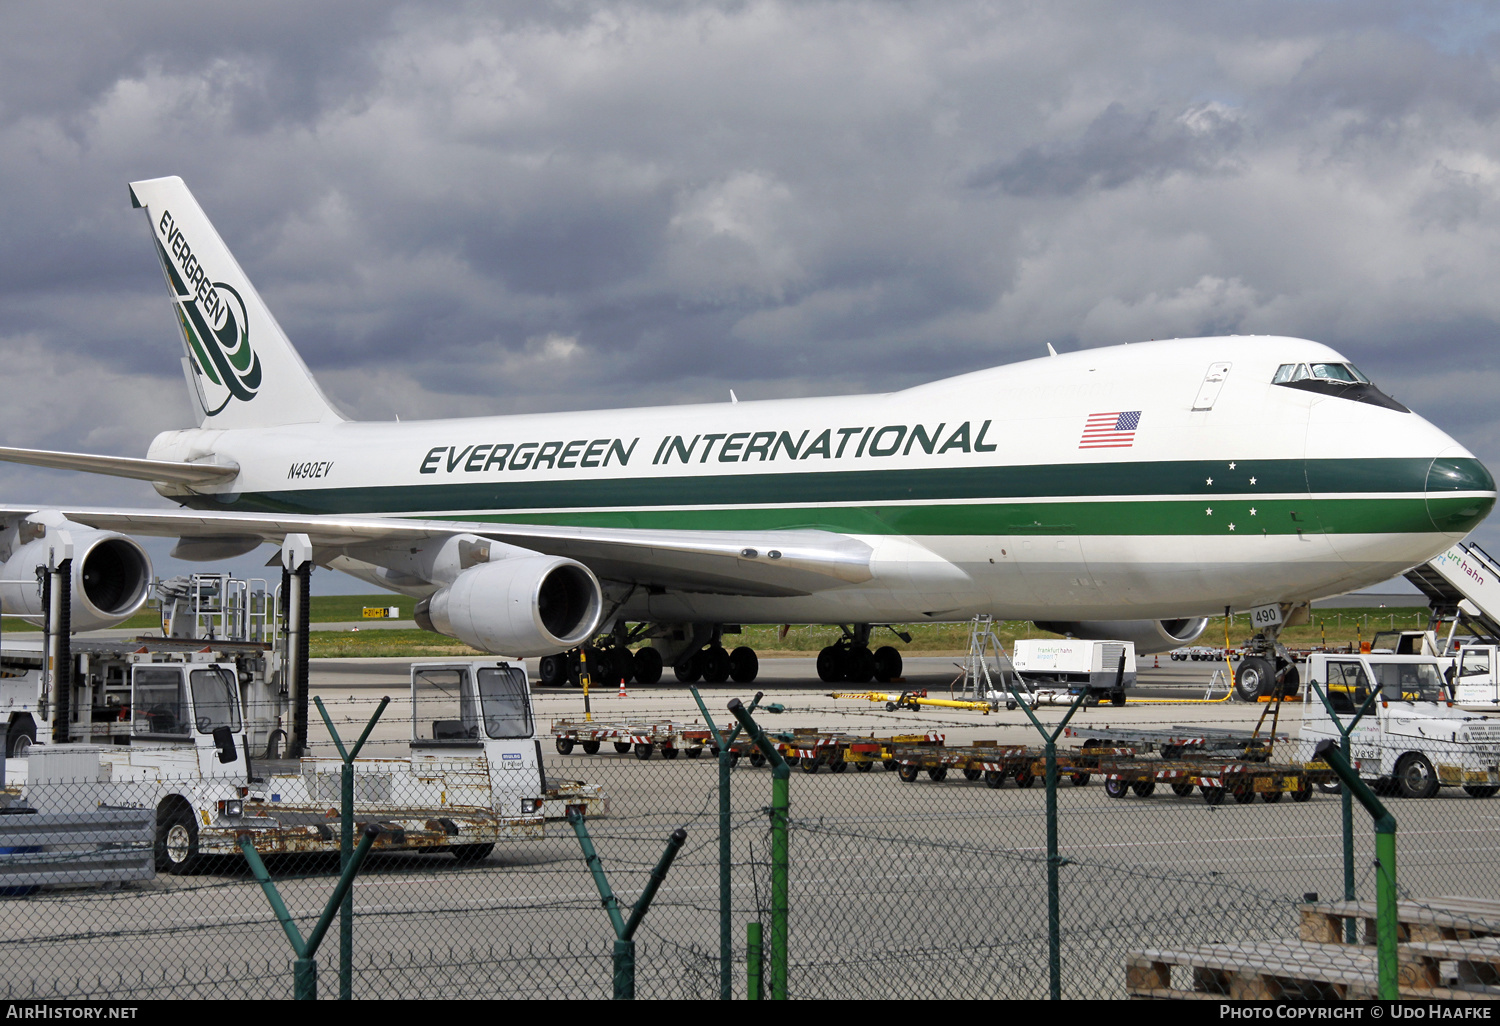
[1426,448,1496,537]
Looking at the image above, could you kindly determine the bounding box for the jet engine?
[0,515,152,631]
[415,554,603,656]
[1031,617,1209,655]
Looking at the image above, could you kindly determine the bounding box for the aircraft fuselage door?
[1192,362,1232,410]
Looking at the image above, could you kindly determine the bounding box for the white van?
[1294,653,1500,799]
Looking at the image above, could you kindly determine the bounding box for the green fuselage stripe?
[204,456,1494,536]
[432,496,1482,536]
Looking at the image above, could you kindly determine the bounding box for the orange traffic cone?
[617,679,628,698]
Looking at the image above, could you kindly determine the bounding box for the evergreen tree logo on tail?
[153,212,262,417]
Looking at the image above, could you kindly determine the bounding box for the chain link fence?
[1,696,1498,1000]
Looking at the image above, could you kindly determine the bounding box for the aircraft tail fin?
[129,176,344,429]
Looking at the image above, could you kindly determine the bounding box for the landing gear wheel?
[673,652,703,684]
[897,763,919,783]
[1464,785,1499,798]
[1234,657,1275,702]
[599,648,632,686]
[728,646,759,683]
[701,646,732,684]
[1396,754,1439,799]
[1130,780,1155,798]
[634,743,653,760]
[1104,778,1129,799]
[846,647,876,684]
[873,646,903,683]
[613,742,632,754]
[555,737,575,755]
[1170,782,1194,797]
[451,843,494,863]
[816,646,843,683]
[155,805,200,875]
[633,647,664,685]
[581,741,600,755]
[586,651,613,686]
[539,655,567,687]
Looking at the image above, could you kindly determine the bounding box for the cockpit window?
[1271,360,1407,412]
[1309,363,1368,383]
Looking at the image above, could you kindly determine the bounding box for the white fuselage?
[148,336,1493,624]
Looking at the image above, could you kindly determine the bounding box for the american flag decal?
[1079,411,1141,449]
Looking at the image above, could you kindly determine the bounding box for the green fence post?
[1307,681,1380,943]
[1007,683,1090,1001]
[727,697,789,1000]
[238,822,383,999]
[1314,740,1399,999]
[689,686,763,1000]
[565,806,687,999]
[746,921,763,1000]
[314,694,390,1000]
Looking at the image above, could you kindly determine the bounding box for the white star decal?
[1228,462,1236,469]
[1249,508,1257,516]
[1205,507,1213,515]
[1228,523,1236,531]
[1249,477,1257,485]
[1206,477,1214,486]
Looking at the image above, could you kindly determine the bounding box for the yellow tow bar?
[829,691,997,714]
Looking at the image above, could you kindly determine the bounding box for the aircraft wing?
[0,505,872,597]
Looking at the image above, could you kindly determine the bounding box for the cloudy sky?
[1,0,1498,595]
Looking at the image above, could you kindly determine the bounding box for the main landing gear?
[537,621,762,687]
[817,625,904,685]
[538,643,666,688]
[672,644,759,685]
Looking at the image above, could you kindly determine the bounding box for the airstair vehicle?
[1404,541,1500,647]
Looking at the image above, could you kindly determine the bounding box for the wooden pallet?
[1298,897,1500,945]
[1127,940,1382,999]
[1401,936,1500,992]
[1126,939,1494,1000]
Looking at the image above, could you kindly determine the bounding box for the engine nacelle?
[0,514,153,631]
[1031,617,1209,655]
[415,554,603,656]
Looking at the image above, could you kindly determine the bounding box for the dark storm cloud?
[973,102,1245,197]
